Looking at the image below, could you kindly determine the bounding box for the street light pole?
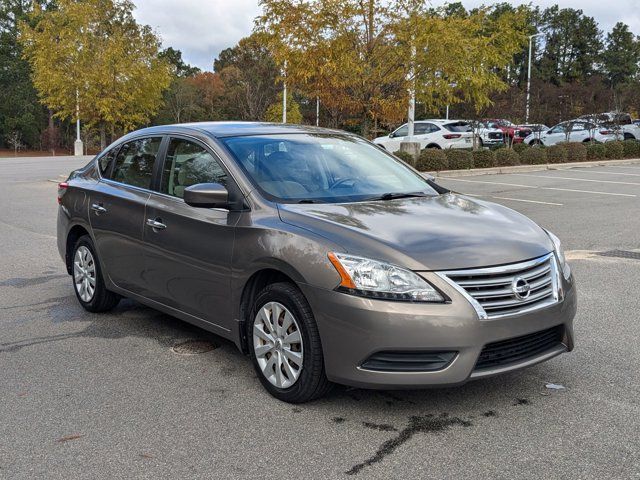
[526,33,543,124]
[282,60,287,124]
[74,89,83,156]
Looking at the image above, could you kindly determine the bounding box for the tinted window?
[160,138,227,199]
[443,122,471,132]
[98,147,118,177]
[550,124,567,134]
[111,137,161,189]
[414,123,438,135]
[223,134,437,203]
[392,125,408,137]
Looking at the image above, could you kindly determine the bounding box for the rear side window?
[160,138,227,199]
[414,123,439,135]
[98,148,118,177]
[443,122,471,132]
[111,137,162,189]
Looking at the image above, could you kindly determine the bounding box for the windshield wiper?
[369,191,431,201]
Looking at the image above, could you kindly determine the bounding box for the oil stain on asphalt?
[346,415,473,475]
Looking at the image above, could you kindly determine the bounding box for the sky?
[133,0,640,72]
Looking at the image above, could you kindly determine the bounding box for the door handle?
[146,218,167,230]
[91,203,107,215]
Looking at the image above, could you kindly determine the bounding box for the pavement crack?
[346,415,472,475]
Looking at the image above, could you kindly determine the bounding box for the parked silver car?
[57,122,576,403]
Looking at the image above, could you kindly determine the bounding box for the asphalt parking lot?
[1,156,639,479]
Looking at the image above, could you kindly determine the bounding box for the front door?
[89,136,163,293]
[143,136,237,332]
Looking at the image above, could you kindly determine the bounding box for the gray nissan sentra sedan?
[57,122,576,403]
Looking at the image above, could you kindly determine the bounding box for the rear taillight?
[600,130,613,135]
[57,182,68,205]
[443,134,462,139]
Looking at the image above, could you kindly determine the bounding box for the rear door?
[143,136,238,332]
[569,122,590,142]
[89,136,164,293]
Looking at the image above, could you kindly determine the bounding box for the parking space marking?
[607,165,640,170]
[462,192,562,205]
[570,169,640,177]
[512,173,640,186]
[443,177,637,197]
[489,196,563,206]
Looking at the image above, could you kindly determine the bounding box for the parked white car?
[474,122,505,146]
[579,112,640,140]
[373,120,475,151]
[523,120,616,146]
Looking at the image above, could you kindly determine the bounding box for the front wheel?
[71,235,120,312]
[248,282,332,403]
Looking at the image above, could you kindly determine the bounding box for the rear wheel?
[71,235,120,312]
[248,282,332,403]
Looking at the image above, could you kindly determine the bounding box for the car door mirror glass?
[184,183,229,209]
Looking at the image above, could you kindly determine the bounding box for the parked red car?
[484,119,532,144]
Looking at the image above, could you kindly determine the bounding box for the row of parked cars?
[373,113,640,151]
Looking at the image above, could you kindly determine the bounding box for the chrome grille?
[439,253,560,319]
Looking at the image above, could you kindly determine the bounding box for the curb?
[427,158,640,178]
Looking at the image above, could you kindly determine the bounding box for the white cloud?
[132,0,640,72]
[133,0,261,71]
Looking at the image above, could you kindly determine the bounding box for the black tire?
[426,144,441,149]
[530,139,543,146]
[247,282,332,403]
[624,133,635,140]
[71,235,120,312]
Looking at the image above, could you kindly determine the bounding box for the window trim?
[149,133,247,211]
[96,134,167,192]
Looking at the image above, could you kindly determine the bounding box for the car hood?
[278,193,554,271]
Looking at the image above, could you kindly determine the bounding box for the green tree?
[265,93,302,124]
[159,47,201,77]
[538,7,603,84]
[0,0,50,149]
[602,22,640,88]
[20,0,171,149]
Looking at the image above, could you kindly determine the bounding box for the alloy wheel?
[73,245,96,302]
[252,301,304,389]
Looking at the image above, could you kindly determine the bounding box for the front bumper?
[300,271,576,389]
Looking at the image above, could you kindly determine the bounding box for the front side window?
[160,138,227,199]
[223,134,437,203]
[392,125,408,137]
[550,124,567,134]
[111,137,161,189]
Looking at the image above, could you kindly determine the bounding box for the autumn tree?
[258,0,528,136]
[20,0,171,149]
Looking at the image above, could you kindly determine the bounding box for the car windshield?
[222,133,438,203]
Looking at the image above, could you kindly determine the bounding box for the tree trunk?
[100,123,107,151]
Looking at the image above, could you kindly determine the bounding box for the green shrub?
[416,148,448,171]
[513,143,529,154]
[586,142,607,160]
[494,148,520,166]
[444,149,474,170]
[622,139,640,159]
[565,142,587,162]
[604,140,624,160]
[472,149,495,168]
[547,144,568,163]
[393,150,416,166]
[520,147,547,165]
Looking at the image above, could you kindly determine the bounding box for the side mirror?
[389,132,394,138]
[184,183,229,209]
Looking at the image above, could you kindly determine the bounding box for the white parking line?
[569,169,640,177]
[512,173,640,186]
[490,196,563,206]
[443,177,636,197]
[462,192,562,205]
[607,165,640,170]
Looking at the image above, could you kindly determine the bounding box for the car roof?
[120,121,346,139]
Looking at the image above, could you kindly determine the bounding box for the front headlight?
[328,252,444,302]
[545,230,570,278]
